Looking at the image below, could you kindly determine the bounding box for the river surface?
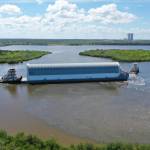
[0,45,150,144]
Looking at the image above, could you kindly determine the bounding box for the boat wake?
[128,74,145,86]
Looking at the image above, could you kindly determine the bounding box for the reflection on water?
[4,84,18,96]
[0,45,150,143]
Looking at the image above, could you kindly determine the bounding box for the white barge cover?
[27,62,120,68]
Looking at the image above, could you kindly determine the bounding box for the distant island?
[0,50,50,64]
[79,49,150,62]
[0,39,150,46]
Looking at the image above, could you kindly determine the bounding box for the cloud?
[0,4,21,15]
[43,0,136,25]
[88,3,136,24]
[0,0,138,38]
[43,0,85,26]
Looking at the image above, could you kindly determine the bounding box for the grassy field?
[79,49,150,62]
[0,130,150,150]
[0,50,50,64]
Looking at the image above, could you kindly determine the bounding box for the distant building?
[128,33,134,41]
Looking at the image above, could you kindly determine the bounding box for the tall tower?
[128,33,134,41]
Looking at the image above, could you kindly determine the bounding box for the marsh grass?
[0,50,50,64]
[79,49,150,62]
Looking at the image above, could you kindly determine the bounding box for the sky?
[0,0,149,39]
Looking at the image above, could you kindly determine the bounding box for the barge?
[0,62,130,84]
[26,62,129,83]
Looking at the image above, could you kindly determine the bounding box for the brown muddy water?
[1,45,150,144]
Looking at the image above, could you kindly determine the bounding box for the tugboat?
[1,69,22,83]
[130,63,139,75]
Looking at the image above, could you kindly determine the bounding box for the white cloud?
[43,0,136,26]
[42,0,85,27]
[0,0,139,38]
[88,3,136,24]
[0,4,21,15]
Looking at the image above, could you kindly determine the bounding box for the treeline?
[0,130,150,150]
[0,39,150,46]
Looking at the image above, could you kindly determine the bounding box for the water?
[0,45,150,143]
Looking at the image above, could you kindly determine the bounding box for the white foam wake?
[129,74,145,86]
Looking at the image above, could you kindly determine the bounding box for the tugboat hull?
[1,78,22,84]
[1,68,22,84]
[1,77,22,84]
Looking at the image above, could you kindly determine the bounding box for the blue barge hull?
[27,78,128,84]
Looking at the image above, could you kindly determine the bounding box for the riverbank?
[79,49,150,62]
[1,130,150,150]
[0,50,50,64]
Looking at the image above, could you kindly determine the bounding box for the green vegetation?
[0,50,50,64]
[79,49,150,62]
[0,130,150,150]
[0,39,150,46]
